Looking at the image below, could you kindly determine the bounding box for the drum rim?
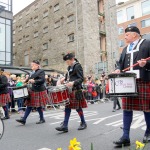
[108,72,136,78]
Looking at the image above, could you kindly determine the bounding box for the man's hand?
[137,59,147,67]
[112,69,120,73]
[29,79,35,83]
[66,82,74,87]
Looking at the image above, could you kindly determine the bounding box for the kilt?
[25,90,49,107]
[66,90,87,109]
[122,79,150,111]
[0,93,11,106]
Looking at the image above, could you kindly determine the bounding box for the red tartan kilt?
[25,90,49,107]
[0,93,11,106]
[66,90,88,109]
[122,80,150,111]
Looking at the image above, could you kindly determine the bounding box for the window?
[142,33,150,40]
[67,0,74,4]
[34,16,38,23]
[54,3,59,12]
[19,14,22,20]
[117,10,123,24]
[54,20,60,29]
[68,33,74,42]
[19,39,22,44]
[43,43,48,50]
[43,10,48,18]
[13,19,16,24]
[26,21,30,27]
[43,0,48,4]
[128,22,137,27]
[34,31,38,38]
[118,40,125,47]
[126,6,134,21]
[43,59,48,66]
[43,26,48,33]
[113,52,116,59]
[24,51,29,66]
[141,18,150,28]
[67,14,74,23]
[26,35,29,42]
[19,25,22,31]
[141,0,150,16]
[34,3,38,10]
[13,30,15,35]
[118,27,124,35]
[26,9,30,15]
[13,42,15,47]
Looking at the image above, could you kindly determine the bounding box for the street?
[0,101,150,150]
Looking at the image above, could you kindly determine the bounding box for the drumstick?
[122,57,150,72]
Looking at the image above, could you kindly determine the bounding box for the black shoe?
[55,125,68,132]
[78,122,87,130]
[113,137,130,147]
[1,116,10,120]
[143,134,150,143]
[112,109,116,112]
[16,119,26,125]
[36,119,45,124]
[116,107,121,110]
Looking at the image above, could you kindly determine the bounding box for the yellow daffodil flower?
[68,138,81,150]
[57,148,62,150]
[136,141,145,149]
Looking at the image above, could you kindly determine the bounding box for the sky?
[13,0,129,15]
[13,0,35,15]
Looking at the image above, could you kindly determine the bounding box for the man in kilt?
[113,26,150,146]
[0,68,11,120]
[16,60,49,125]
[55,53,87,132]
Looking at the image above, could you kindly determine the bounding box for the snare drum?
[107,72,138,97]
[12,85,29,99]
[48,85,69,104]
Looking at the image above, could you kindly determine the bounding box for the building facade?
[13,0,102,75]
[95,0,119,76]
[117,0,150,52]
[0,0,13,66]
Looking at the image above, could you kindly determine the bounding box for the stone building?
[13,0,101,75]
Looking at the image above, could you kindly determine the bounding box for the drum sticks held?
[122,57,150,72]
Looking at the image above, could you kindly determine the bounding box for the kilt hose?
[122,79,150,111]
[25,90,49,107]
[0,93,11,106]
[66,90,87,109]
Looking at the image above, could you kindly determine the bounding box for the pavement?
[0,100,150,150]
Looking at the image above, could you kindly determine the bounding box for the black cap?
[125,26,140,35]
[0,68,4,72]
[32,60,40,65]
[63,53,75,61]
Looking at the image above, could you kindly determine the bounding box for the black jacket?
[116,39,150,81]
[65,62,84,90]
[0,75,9,94]
[29,69,46,92]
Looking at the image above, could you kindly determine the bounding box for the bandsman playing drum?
[16,60,49,125]
[113,26,150,146]
[55,53,87,132]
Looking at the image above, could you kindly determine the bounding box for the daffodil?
[57,148,62,150]
[136,141,145,149]
[68,138,82,150]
